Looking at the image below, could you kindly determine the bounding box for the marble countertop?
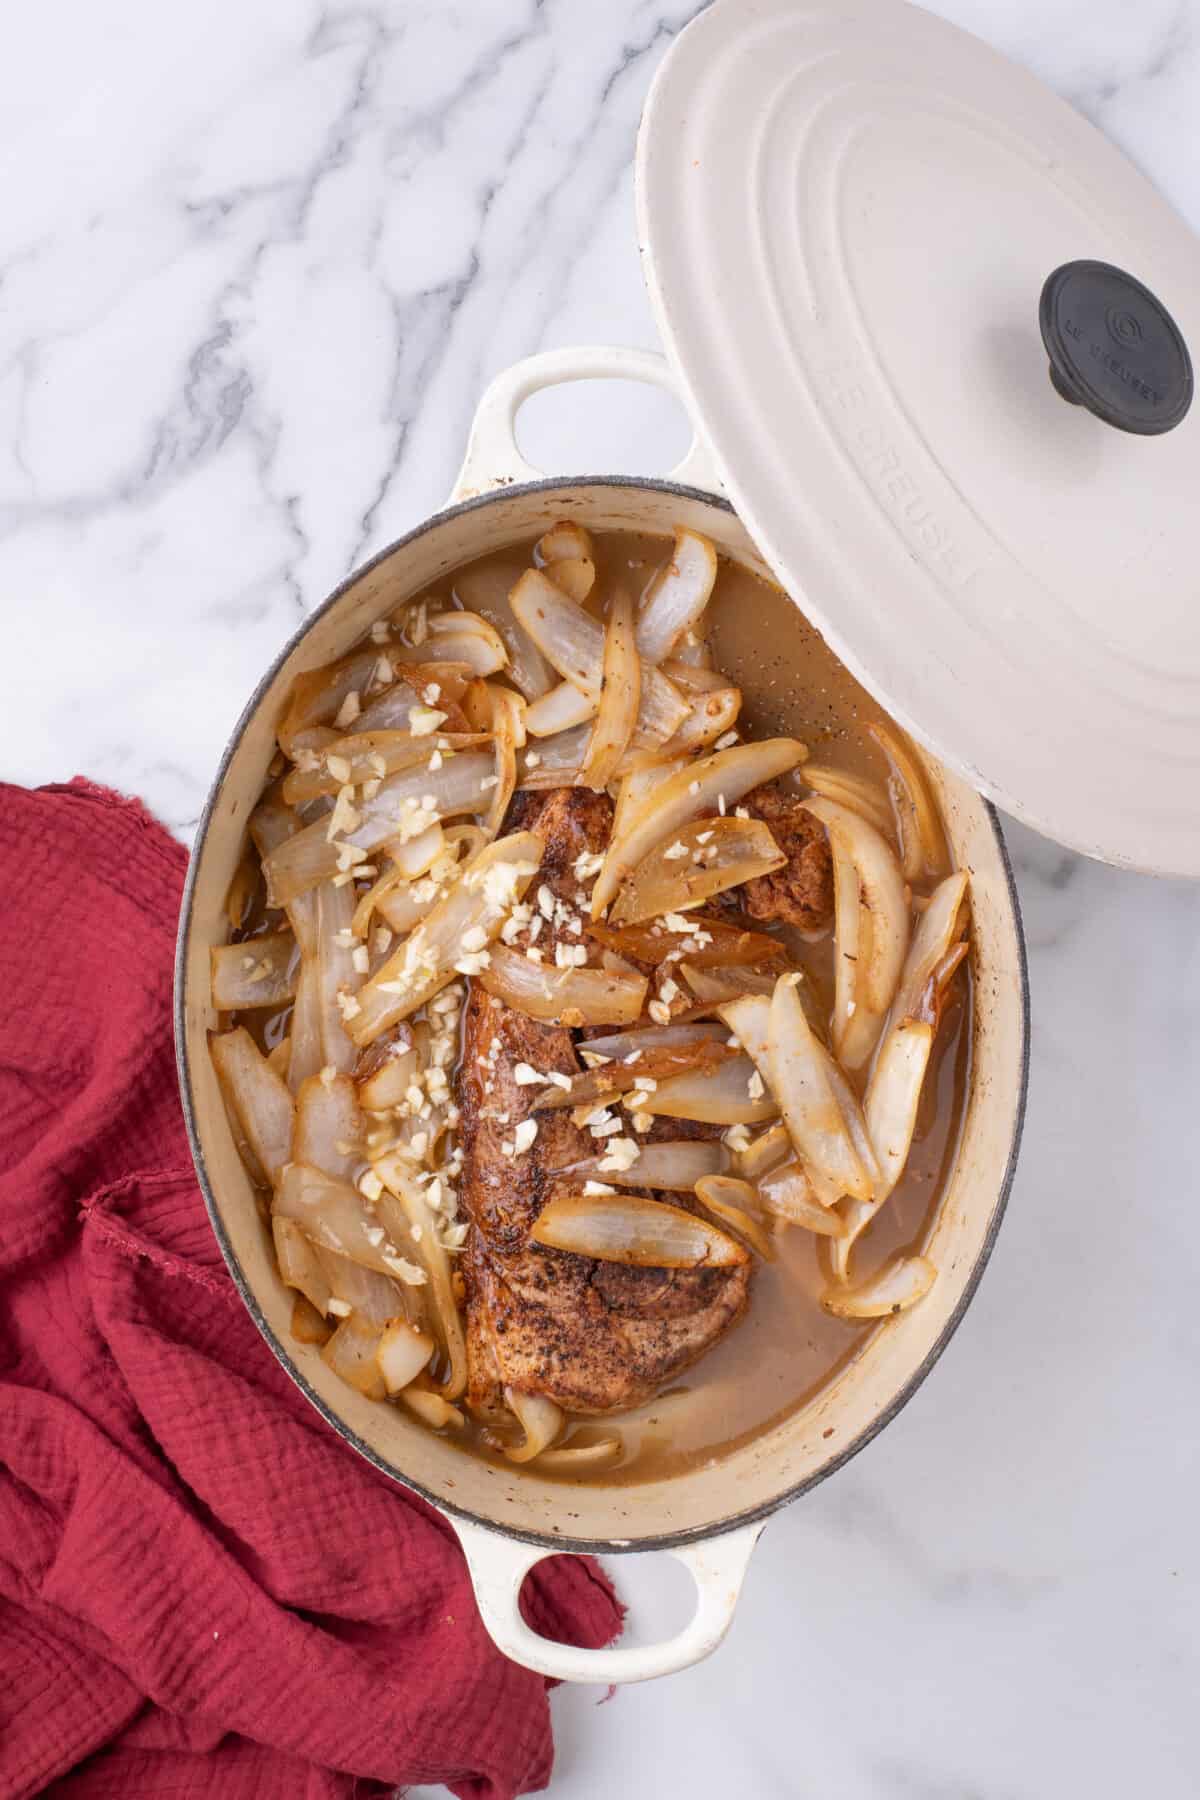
[4,2,1198,1794]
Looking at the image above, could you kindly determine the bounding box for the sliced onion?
[531,1192,748,1268]
[804,796,909,1071]
[660,659,726,692]
[263,750,495,907]
[483,684,522,838]
[358,1040,418,1112]
[311,880,361,1074]
[573,1021,729,1061]
[637,1054,777,1124]
[273,1216,333,1314]
[321,1313,387,1399]
[610,756,689,845]
[225,845,259,931]
[292,1071,362,1181]
[611,816,784,927]
[765,976,875,1205]
[591,738,807,919]
[653,687,742,760]
[281,731,486,806]
[478,942,647,1028]
[802,765,895,840]
[317,1249,416,1328]
[353,828,474,939]
[510,569,689,745]
[452,560,556,699]
[680,963,780,1005]
[547,557,595,602]
[288,959,324,1093]
[580,588,641,790]
[587,917,781,972]
[349,831,543,1045]
[210,1028,295,1188]
[290,1294,332,1346]
[821,1253,936,1319]
[531,1037,731,1112]
[536,1437,622,1472]
[401,1387,464,1430]
[758,1160,846,1236]
[394,611,509,676]
[388,821,445,880]
[693,1174,774,1258]
[636,529,718,664]
[249,800,318,955]
[211,931,297,1011]
[374,1166,469,1401]
[266,1037,292,1082]
[536,520,594,564]
[273,1162,426,1281]
[354,661,473,734]
[890,870,969,1030]
[568,1139,730,1190]
[869,722,947,884]
[736,1120,792,1181]
[502,1388,565,1463]
[277,644,399,757]
[524,682,597,740]
[377,1319,435,1394]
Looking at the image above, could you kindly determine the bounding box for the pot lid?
[636,0,1200,877]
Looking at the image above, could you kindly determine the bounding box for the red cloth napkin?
[0,778,622,1800]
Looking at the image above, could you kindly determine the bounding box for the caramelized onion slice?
[273,1216,333,1314]
[314,880,363,1075]
[611,816,785,927]
[525,681,597,739]
[277,644,405,757]
[694,1175,775,1259]
[802,765,895,840]
[377,1319,435,1394]
[321,1313,387,1399]
[681,963,779,1005]
[591,738,807,919]
[510,569,689,745]
[637,1054,777,1124]
[536,520,594,564]
[588,917,783,971]
[821,1253,936,1319]
[765,976,875,1205]
[292,1071,363,1181]
[263,750,495,907]
[374,1169,469,1402]
[349,831,543,1045]
[479,943,647,1028]
[394,612,509,677]
[654,686,742,760]
[452,560,556,699]
[572,1021,729,1061]
[503,1389,565,1464]
[736,1120,793,1182]
[401,1387,465,1431]
[580,588,640,790]
[531,1192,748,1268]
[288,960,324,1093]
[805,796,908,1071]
[869,722,947,884]
[636,529,718,665]
[273,1162,426,1281]
[547,557,595,602]
[358,1041,418,1113]
[210,1028,295,1188]
[281,731,486,805]
[531,1038,731,1112]
[536,1437,622,1473]
[355,662,473,734]
[757,1160,846,1236]
[891,870,969,1030]
[290,1294,332,1346]
[211,932,297,1011]
[568,1140,730,1190]
[317,1250,416,1328]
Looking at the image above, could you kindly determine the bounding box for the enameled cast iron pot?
[175,348,1029,1684]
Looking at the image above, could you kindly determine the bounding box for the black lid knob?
[1039,260,1192,436]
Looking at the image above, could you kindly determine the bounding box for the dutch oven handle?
[453,1516,764,1683]
[448,345,726,501]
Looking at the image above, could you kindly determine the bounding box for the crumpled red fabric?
[0,778,622,1800]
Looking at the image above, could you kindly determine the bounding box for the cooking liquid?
[230,528,971,1484]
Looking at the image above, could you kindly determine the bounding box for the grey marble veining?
[3,4,1198,1796]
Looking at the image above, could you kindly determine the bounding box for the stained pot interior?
[178,480,1026,1551]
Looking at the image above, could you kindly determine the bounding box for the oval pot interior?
[176,478,1028,1553]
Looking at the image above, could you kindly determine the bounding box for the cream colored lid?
[636,0,1200,877]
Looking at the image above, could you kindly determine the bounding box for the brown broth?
[229,525,971,1485]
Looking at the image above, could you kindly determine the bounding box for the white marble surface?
[3,2,1198,1795]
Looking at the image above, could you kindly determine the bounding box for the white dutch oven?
[177,0,1200,1683]
[176,344,1028,1684]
